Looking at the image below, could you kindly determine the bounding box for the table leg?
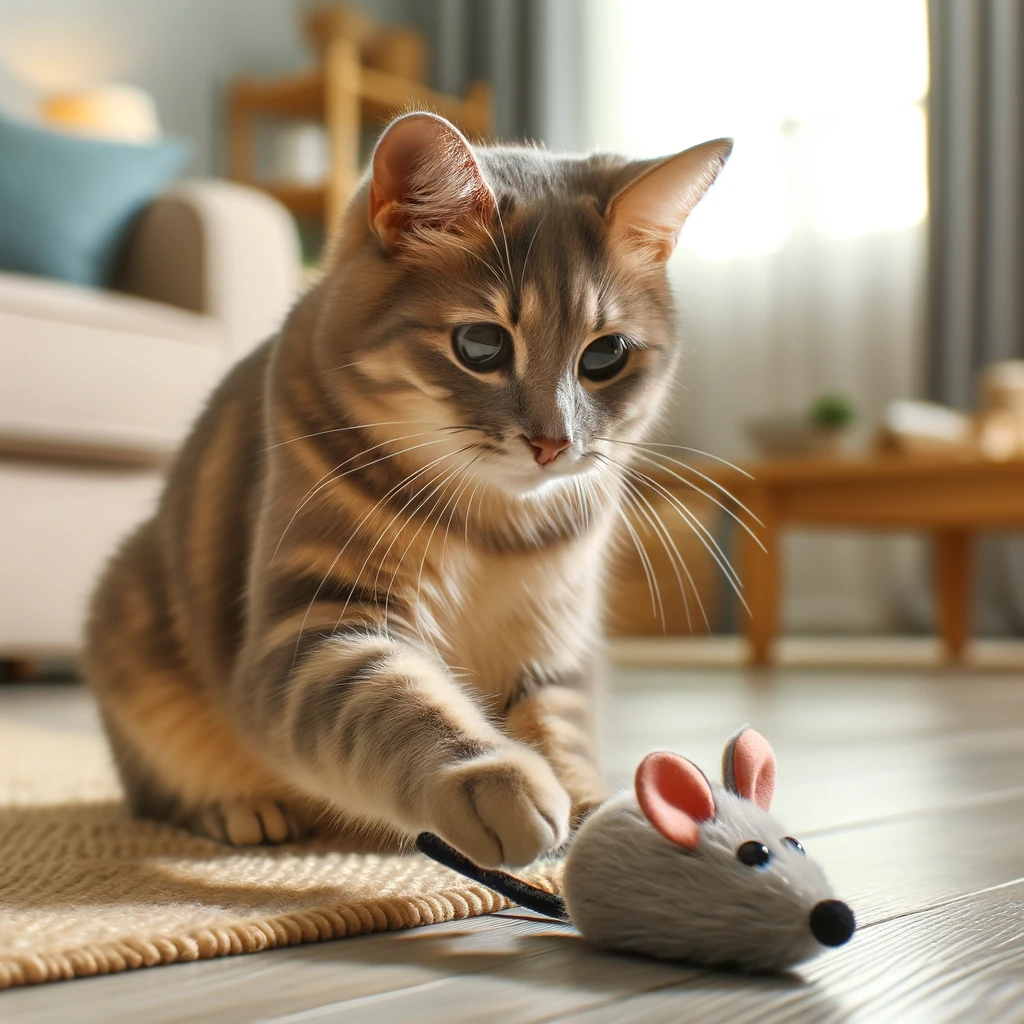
[934,529,973,663]
[738,487,779,667]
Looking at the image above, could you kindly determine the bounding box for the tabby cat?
[84,113,730,867]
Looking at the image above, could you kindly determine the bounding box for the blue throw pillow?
[0,113,190,287]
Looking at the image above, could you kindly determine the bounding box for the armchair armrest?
[113,179,303,358]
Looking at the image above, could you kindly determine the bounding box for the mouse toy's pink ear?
[635,751,716,851]
[722,726,776,811]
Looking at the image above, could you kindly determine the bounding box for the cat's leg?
[85,536,320,846]
[504,675,611,829]
[91,665,320,845]
[235,620,571,867]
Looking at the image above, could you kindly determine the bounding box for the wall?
[0,0,409,175]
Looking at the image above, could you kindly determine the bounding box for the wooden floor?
[3,661,1024,1023]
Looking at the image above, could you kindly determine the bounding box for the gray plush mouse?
[418,727,854,973]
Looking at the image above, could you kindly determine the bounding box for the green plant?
[808,393,856,432]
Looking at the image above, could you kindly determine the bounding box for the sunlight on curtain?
[581,0,929,632]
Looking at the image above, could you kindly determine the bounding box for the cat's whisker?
[627,455,765,560]
[614,443,765,533]
[519,214,547,297]
[440,424,490,436]
[623,465,744,593]
[494,202,515,289]
[440,458,481,566]
[588,457,661,625]
[597,438,766,547]
[594,448,746,610]
[293,459,434,659]
[408,460,479,658]
[372,460,464,601]
[387,457,472,621]
[463,475,486,548]
[271,430,445,560]
[618,475,702,632]
[480,220,514,293]
[411,464,478,660]
[295,447,468,659]
[445,237,507,289]
[613,494,663,628]
[266,419,436,451]
[599,437,754,479]
[624,465,750,616]
[328,359,370,373]
[592,451,694,629]
[332,446,475,637]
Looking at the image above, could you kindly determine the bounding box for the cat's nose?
[528,437,572,466]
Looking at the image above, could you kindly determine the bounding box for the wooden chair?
[226,5,492,235]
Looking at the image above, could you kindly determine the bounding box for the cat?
[84,113,730,867]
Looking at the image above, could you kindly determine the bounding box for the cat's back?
[87,336,276,688]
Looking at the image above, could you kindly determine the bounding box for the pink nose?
[529,437,572,466]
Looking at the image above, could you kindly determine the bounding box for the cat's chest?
[413,529,611,701]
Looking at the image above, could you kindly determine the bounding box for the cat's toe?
[426,746,571,868]
[190,799,301,845]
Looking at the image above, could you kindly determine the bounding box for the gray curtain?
[927,0,1024,634]
[419,0,586,148]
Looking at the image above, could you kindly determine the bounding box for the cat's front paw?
[425,746,571,868]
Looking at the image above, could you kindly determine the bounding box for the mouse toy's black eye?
[783,836,805,855]
[736,841,772,868]
[453,323,512,372]
[579,334,629,382]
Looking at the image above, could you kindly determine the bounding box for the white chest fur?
[411,518,615,703]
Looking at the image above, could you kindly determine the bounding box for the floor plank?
[3,665,1024,1022]
[554,881,1024,1024]
[0,917,580,1024]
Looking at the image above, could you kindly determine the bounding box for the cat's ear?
[607,138,733,262]
[368,112,496,250]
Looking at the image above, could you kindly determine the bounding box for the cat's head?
[316,113,729,499]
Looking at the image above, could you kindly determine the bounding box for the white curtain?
[577,0,930,633]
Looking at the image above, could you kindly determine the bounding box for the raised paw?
[190,798,307,846]
[425,746,571,868]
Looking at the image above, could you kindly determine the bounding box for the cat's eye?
[452,323,512,372]
[783,836,805,855]
[579,334,629,382]
[736,841,772,868]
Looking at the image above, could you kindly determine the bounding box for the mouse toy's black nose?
[809,899,856,947]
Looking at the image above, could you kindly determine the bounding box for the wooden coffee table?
[664,454,1024,666]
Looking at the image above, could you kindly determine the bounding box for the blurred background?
[1,0,1023,675]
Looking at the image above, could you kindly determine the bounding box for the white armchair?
[0,180,302,656]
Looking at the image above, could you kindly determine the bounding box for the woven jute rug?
[0,717,531,990]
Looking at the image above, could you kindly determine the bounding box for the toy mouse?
[418,727,854,973]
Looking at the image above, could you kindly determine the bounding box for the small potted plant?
[745,393,856,458]
[808,393,856,453]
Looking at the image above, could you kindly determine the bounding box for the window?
[585,0,929,260]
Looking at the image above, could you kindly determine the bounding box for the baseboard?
[609,635,1024,670]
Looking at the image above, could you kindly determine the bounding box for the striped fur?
[84,115,729,867]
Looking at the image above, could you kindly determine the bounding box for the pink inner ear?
[368,113,492,247]
[731,730,776,811]
[635,752,715,851]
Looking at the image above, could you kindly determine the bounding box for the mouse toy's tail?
[415,833,570,922]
